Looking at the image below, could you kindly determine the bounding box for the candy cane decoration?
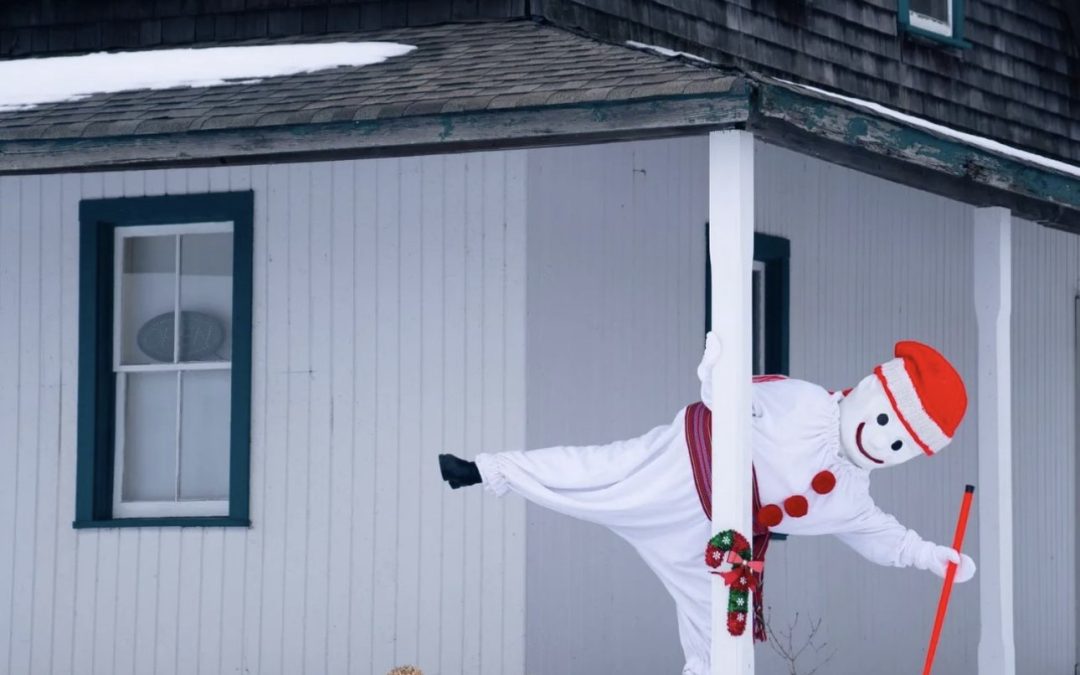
[706,529,763,636]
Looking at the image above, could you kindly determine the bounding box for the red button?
[784,495,809,517]
[811,470,837,495]
[758,504,784,528]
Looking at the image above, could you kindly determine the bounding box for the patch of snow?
[0,42,416,112]
[625,40,713,65]
[776,78,1080,179]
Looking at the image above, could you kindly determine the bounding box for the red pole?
[921,485,975,675]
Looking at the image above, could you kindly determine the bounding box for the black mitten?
[439,454,483,489]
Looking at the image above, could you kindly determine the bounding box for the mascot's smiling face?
[839,373,924,471]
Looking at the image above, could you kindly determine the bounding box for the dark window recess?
[705,228,791,377]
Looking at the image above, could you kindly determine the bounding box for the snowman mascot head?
[838,341,967,471]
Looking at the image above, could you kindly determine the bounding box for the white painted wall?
[523,137,709,675]
[753,141,981,675]
[0,137,1075,675]
[0,152,528,675]
[522,138,991,675]
[1010,216,1080,674]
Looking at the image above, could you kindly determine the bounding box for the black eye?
[877,414,889,426]
[891,440,903,451]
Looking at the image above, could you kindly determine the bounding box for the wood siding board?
[416,153,446,674]
[0,177,19,675]
[324,160,354,675]
[300,161,332,675]
[438,152,468,675]
[393,154,423,668]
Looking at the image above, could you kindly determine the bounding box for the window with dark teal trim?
[705,229,791,377]
[75,192,254,529]
[898,0,970,49]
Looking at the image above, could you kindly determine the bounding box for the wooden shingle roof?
[0,20,743,149]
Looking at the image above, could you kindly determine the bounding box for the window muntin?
[111,222,234,519]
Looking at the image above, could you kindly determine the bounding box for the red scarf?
[684,401,770,642]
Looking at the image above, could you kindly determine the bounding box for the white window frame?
[908,0,954,37]
[111,221,233,519]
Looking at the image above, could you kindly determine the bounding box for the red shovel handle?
[921,485,975,675]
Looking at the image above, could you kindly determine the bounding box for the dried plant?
[762,607,836,675]
[386,667,423,675]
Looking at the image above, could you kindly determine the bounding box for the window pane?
[121,371,177,502]
[752,268,764,375]
[178,370,231,500]
[179,233,233,362]
[911,0,948,20]
[120,235,176,365]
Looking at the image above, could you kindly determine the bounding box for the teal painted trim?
[897,0,971,49]
[754,82,1080,221]
[76,206,116,522]
[74,517,251,529]
[75,191,255,528]
[954,0,967,43]
[228,193,255,522]
[754,233,790,376]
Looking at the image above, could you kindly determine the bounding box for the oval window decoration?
[137,311,226,362]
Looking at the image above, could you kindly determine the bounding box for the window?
[76,192,253,528]
[705,230,790,376]
[898,0,968,47]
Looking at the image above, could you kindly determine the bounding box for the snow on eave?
[625,41,713,65]
[774,78,1080,180]
[0,42,416,112]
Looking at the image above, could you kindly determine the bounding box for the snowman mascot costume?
[439,336,976,675]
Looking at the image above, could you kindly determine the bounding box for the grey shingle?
[0,20,740,143]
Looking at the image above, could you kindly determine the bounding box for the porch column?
[973,206,1016,675]
[708,129,755,675]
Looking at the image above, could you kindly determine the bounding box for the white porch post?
[708,129,755,675]
[973,206,1016,675]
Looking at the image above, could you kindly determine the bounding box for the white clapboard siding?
[521,137,992,675]
[0,153,527,675]
[753,141,981,675]
[523,137,710,675]
[1010,217,1080,674]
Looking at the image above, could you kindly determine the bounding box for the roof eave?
[0,89,751,175]
[750,79,1080,230]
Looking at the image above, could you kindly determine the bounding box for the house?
[0,1,1077,674]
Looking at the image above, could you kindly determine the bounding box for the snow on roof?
[0,42,416,112]
[777,78,1080,179]
[625,41,712,65]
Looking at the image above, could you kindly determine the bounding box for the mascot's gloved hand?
[439,454,482,489]
[912,541,976,583]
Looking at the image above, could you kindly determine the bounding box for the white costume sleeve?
[833,504,924,568]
